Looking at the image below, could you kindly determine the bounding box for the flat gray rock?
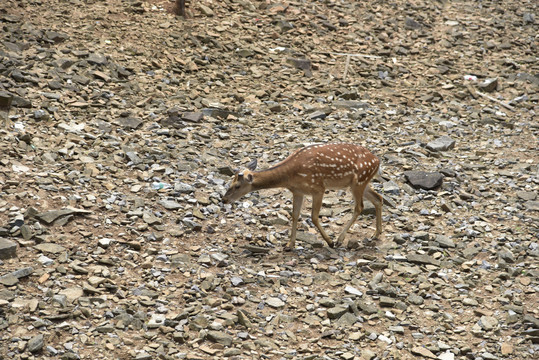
[524,201,539,211]
[35,208,92,224]
[206,330,233,346]
[327,306,349,319]
[115,117,143,130]
[266,297,285,308]
[34,243,66,254]
[333,100,369,109]
[404,171,444,190]
[87,52,107,65]
[182,112,204,123]
[434,234,456,248]
[28,334,44,353]
[426,136,456,152]
[4,266,33,279]
[516,191,536,201]
[406,253,441,266]
[0,274,17,286]
[0,238,17,259]
[158,199,183,210]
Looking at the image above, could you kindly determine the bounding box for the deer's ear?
[246,173,253,183]
[246,159,257,171]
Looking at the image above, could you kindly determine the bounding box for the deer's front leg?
[285,193,304,251]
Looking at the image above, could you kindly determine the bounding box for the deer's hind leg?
[364,185,383,238]
[311,191,334,248]
[336,181,367,248]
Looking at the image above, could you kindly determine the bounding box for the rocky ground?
[0,0,538,359]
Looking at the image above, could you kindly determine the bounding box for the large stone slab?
[404,171,444,190]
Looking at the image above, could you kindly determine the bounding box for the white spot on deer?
[298,173,308,177]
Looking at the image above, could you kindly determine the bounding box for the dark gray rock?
[182,112,204,123]
[404,171,444,190]
[0,238,17,259]
[11,94,32,108]
[0,91,13,109]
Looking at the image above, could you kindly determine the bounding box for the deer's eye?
[235,184,240,189]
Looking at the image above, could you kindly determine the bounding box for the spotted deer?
[222,143,383,250]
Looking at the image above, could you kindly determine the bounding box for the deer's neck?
[252,166,290,191]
